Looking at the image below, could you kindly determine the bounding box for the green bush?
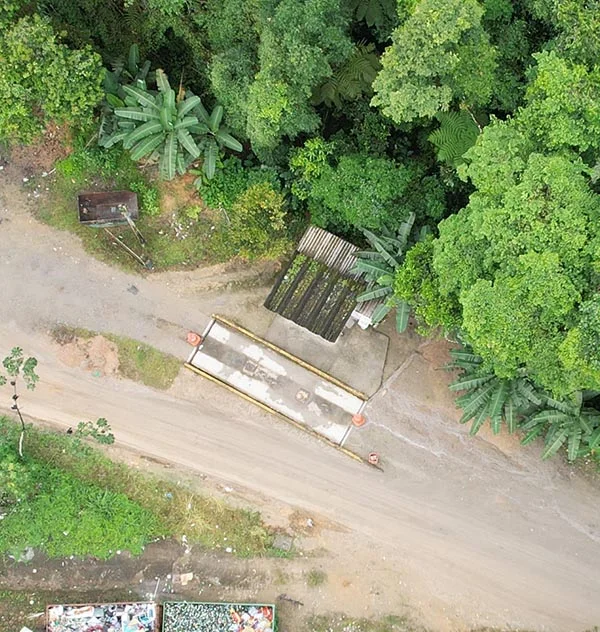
[0,15,104,143]
[0,435,158,559]
[224,182,290,259]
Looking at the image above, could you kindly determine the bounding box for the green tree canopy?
[0,14,104,142]
[246,0,352,158]
[307,153,418,232]
[371,0,497,123]
[433,130,600,395]
[519,51,600,155]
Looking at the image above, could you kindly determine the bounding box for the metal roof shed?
[264,226,384,342]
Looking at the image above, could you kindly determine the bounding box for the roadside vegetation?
[0,416,274,559]
[52,325,181,390]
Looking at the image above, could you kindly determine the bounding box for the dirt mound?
[55,334,120,377]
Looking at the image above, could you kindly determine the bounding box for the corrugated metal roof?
[298,225,359,276]
[265,226,385,342]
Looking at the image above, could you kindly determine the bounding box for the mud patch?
[55,334,120,378]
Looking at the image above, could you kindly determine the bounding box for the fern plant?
[313,43,381,109]
[428,110,480,167]
[448,347,545,435]
[351,213,415,333]
[521,393,600,461]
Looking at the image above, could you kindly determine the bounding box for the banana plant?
[99,44,152,143]
[351,213,415,333]
[520,392,600,461]
[448,346,545,435]
[188,97,243,179]
[101,68,203,180]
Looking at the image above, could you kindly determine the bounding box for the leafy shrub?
[224,182,290,259]
[0,15,104,143]
[0,432,158,559]
[289,137,335,201]
[198,156,280,210]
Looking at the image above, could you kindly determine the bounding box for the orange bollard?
[352,413,367,427]
[368,452,379,466]
[187,331,202,346]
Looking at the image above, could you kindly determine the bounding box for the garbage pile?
[162,602,274,632]
[47,602,157,632]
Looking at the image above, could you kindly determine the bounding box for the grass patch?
[306,569,327,587]
[34,140,290,273]
[0,417,274,560]
[52,325,181,390]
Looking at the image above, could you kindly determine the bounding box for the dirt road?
[1,174,600,631]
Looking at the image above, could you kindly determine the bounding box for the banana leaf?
[449,374,494,391]
[567,427,582,462]
[114,107,156,122]
[160,104,173,130]
[176,151,186,176]
[106,93,125,108]
[449,349,482,364]
[177,128,201,159]
[130,133,164,160]
[189,122,210,135]
[100,129,129,149]
[520,424,546,446]
[541,428,568,459]
[353,250,382,260]
[521,409,566,428]
[122,84,158,110]
[352,259,391,277]
[356,285,392,301]
[516,380,543,406]
[203,140,219,179]
[163,89,176,116]
[469,406,490,435]
[177,95,201,118]
[395,300,410,332]
[123,120,163,149]
[370,302,391,325]
[396,212,416,250]
[214,129,242,152]
[159,133,177,180]
[488,380,509,432]
[156,68,171,94]
[588,427,600,450]
[174,116,199,131]
[208,105,224,133]
[504,399,516,433]
[459,382,495,421]
[128,43,140,76]
[544,395,575,415]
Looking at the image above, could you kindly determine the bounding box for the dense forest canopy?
[2,0,600,459]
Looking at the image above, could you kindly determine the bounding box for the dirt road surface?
[1,174,600,631]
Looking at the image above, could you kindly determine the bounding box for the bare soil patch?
[7,124,71,176]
